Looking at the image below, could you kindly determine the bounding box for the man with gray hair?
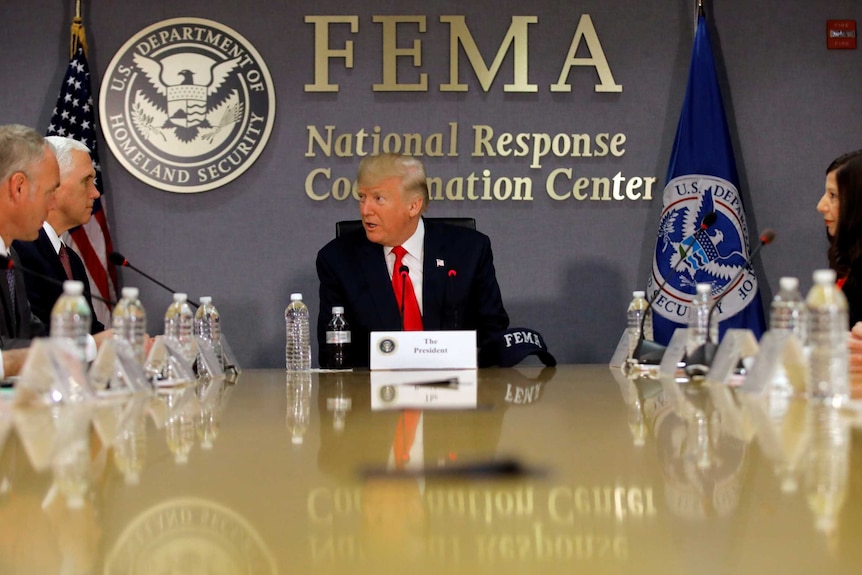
[14,136,106,334]
[0,124,60,377]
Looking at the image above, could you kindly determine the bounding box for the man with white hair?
[13,136,106,334]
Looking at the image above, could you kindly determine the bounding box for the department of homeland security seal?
[104,497,277,574]
[647,175,757,324]
[99,18,275,193]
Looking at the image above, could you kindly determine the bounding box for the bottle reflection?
[196,378,230,450]
[654,383,748,519]
[161,389,196,464]
[113,412,148,485]
[803,404,850,535]
[286,371,312,445]
[325,373,352,433]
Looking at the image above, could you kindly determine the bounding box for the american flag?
[46,18,118,325]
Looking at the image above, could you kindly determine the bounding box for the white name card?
[370,370,478,410]
[369,330,477,370]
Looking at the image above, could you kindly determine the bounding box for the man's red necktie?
[391,246,423,330]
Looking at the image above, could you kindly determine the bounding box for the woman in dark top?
[817,150,862,327]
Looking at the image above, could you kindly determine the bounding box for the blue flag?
[647,15,765,345]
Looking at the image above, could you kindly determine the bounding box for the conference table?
[0,365,860,574]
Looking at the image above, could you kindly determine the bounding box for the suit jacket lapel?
[422,223,447,330]
[358,239,402,329]
[35,229,67,281]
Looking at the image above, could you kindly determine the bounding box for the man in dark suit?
[0,125,61,376]
[316,153,509,368]
[14,136,105,334]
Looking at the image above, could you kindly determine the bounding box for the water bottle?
[50,280,91,364]
[687,282,717,351]
[806,269,849,405]
[194,296,223,364]
[325,306,351,368]
[112,286,147,365]
[285,293,311,371]
[164,292,195,363]
[626,290,651,355]
[770,276,808,343]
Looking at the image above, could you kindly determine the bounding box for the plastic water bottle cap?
[121,286,139,299]
[332,306,344,314]
[173,292,188,302]
[696,283,711,294]
[812,269,837,285]
[291,293,303,301]
[632,291,645,299]
[62,280,84,296]
[199,296,212,305]
[778,277,798,292]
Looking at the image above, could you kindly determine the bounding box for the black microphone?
[0,254,116,306]
[684,228,776,378]
[399,264,409,331]
[447,269,459,329]
[109,251,199,308]
[633,211,718,363]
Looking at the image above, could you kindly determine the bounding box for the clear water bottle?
[112,286,147,365]
[164,292,195,363]
[194,296,222,364]
[770,276,808,342]
[687,282,717,351]
[50,280,91,364]
[325,306,351,369]
[285,293,311,371]
[626,290,651,355]
[806,269,849,405]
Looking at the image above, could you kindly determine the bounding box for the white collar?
[42,222,63,254]
[387,217,425,259]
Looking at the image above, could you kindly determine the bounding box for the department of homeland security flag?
[646,14,765,345]
[46,15,118,325]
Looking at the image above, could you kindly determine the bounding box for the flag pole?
[70,0,87,58]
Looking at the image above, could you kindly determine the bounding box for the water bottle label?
[326,331,351,344]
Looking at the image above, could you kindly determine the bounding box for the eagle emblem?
[131,52,244,144]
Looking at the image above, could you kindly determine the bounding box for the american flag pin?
[436,259,445,267]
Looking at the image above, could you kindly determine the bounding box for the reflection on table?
[0,365,860,574]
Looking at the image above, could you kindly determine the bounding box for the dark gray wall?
[2,1,860,367]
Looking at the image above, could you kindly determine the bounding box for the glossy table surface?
[1,365,860,574]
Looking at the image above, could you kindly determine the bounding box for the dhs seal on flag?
[647,175,757,326]
[99,18,275,193]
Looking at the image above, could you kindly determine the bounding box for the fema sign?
[99,18,275,193]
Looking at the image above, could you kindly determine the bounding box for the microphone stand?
[399,265,408,331]
[1,255,115,306]
[633,212,718,364]
[683,230,775,378]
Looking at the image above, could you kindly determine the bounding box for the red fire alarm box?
[827,20,857,50]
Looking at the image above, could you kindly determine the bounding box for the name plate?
[370,370,478,410]
[369,330,477,370]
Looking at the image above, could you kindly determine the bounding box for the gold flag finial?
[70,0,88,58]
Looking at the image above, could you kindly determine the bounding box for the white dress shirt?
[385,218,425,315]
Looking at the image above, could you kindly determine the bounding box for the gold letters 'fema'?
[304,14,621,93]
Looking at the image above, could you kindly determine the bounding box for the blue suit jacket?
[316,219,509,368]
[13,229,105,334]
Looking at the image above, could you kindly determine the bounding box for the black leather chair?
[335,217,476,238]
